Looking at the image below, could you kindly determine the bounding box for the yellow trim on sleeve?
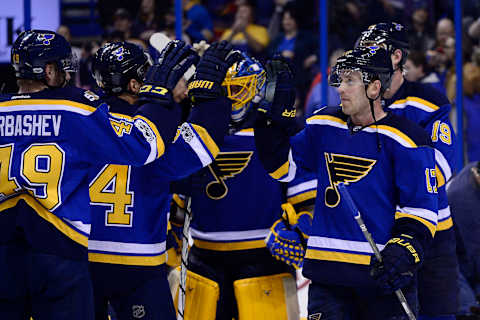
[239,128,254,133]
[88,252,166,266]
[435,165,446,187]
[395,212,436,237]
[437,217,453,231]
[172,194,185,209]
[193,239,266,251]
[288,190,317,205]
[110,112,134,120]
[133,115,165,158]
[0,99,97,113]
[191,124,220,159]
[392,97,440,111]
[0,194,88,247]
[375,125,417,147]
[270,161,290,180]
[305,248,371,265]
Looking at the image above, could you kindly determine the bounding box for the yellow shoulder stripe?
[375,125,417,147]
[392,96,440,111]
[0,99,96,113]
[307,115,346,125]
[395,211,436,237]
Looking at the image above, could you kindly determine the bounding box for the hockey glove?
[370,233,424,293]
[139,40,199,103]
[188,40,242,101]
[265,203,312,269]
[257,56,297,136]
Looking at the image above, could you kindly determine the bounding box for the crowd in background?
[52,0,480,164]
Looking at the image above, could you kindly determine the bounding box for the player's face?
[45,63,70,88]
[336,70,369,116]
[173,78,188,103]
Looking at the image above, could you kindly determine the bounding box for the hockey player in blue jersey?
[171,52,316,320]
[254,47,438,319]
[357,22,458,320]
[88,40,229,320]
[0,30,238,320]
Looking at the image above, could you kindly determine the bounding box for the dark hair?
[407,51,427,68]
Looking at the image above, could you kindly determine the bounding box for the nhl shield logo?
[132,305,146,319]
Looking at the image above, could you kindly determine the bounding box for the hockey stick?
[177,196,192,320]
[337,183,416,320]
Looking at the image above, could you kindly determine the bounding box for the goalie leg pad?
[234,273,299,320]
[173,269,219,320]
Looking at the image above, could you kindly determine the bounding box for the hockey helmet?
[329,46,393,93]
[11,29,77,80]
[92,42,152,94]
[222,53,266,122]
[357,22,409,67]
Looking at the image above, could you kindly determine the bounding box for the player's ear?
[367,80,381,99]
[128,79,142,94]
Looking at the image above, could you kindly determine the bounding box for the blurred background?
[2,0,479,169]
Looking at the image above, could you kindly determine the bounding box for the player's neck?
[351,102,387,126]
[118,93,138,105]
[17,79,48,94]
[382,70,404,99]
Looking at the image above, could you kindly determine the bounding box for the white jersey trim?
[308,236,385,254]
[396,206,438,224]
[88,240,166,254]
[190,228,270,241]
[287,179,318,196]
[435,148,452,181]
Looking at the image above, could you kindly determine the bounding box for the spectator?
[407,6,435,52]
[112,8,135,40]
[183,0,214,43]
[404,50,445,94]
[220,3,269,57]
[447,162,480,316]
[446,63,480,162]
[304,49,344,118]
[132,0,166,43]
[267,4,318,108]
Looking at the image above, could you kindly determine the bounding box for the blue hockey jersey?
[174,127,316,252]
[385,80,456,231]
[0,87,218,251]
[88,96,218,266]
[271,107,437,286]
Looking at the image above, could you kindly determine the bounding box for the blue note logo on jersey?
[324,153,376,207]
[206,151,253,200]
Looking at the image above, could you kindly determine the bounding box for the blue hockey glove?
[370,233,424,293]
[257,56,297,136]
[139,40,199,103]
[188,41,243,101]
[265,203,312,269]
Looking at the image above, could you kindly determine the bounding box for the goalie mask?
[222,53,266,123]
[329,46,393,95]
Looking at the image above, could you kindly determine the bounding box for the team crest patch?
[324,153,376,207]
[206,151,253,199]
[132,305,145,318]
[180,123,194,143]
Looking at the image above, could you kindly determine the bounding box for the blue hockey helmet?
[357,22,410,67]
[92,42,152,94]
[11,29,77,80]
[329,46,393,94]
[222,53,266,123]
